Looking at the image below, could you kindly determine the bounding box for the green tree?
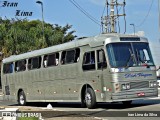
[0,18,77,57]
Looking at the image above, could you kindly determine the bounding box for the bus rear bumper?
[111,88,158,102]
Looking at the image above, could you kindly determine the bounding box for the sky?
[0,0,160,65]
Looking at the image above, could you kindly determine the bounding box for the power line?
[101,3,106,17]
[68,0,101,26]
[135,0,154,27]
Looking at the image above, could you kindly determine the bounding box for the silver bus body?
[1,33,158,108]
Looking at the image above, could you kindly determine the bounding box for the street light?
[36,1,44,41]
[130,23,135,35]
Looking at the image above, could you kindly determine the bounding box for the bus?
[1,33,158,109]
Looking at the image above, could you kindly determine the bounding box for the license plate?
[137,92,145,97]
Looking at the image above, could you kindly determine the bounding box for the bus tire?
[18,91,26,106]
[85,88,96,109]
[122,100,132,106]
[81,98,86,108]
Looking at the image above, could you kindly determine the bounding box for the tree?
[0,18,77,57]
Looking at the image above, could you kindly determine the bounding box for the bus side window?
[3,62,14,74]
[44,53,59,67]
[55,53,59,65]
[3,64,9,74]
[28,56,41,70]
[43,55,48,67]
[61,48,80,65]
[82,51,95,70]
[10,63,14,73]
[97,50,107,69]
[48,54,55,66]
[75,48,80,62]
[65,50,75,64]
[61,51,66,64]
[15,60,26,72]
[28,59,32,70]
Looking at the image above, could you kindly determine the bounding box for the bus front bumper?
[111,88,158,102]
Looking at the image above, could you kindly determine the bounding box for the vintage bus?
[1,33,158,109]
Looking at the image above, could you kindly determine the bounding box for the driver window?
[82,51,95,71]
[139,50,145,61]
[139,49,150,62]
[143,49,150,61]
[97,50,107,69]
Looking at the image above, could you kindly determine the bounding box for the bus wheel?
[81,98,86,108]
[85,88,96,109]
[18,91,26,106]
[122,100,132,106]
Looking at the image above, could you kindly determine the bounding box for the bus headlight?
[121,83,130,90]
[154,82,157,87]
[122,84,126,90]
[150,82,154,87]
[126,83,130,89]
[149,81,157,88]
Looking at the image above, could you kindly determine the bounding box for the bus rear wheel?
[84,88,96,109]
[18,91,26,106]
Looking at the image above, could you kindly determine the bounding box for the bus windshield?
[106,42,154,68]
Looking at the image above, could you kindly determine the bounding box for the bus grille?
[130,81,149,89]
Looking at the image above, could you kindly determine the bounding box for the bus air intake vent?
[130,81,149,89]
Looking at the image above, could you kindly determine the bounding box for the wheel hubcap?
[20,95,24,105]
[85,93,91,105]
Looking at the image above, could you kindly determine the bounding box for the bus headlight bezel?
[121,83,130,90]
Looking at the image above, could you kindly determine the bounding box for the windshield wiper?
[125,48,134,68]
[125,54,134,68]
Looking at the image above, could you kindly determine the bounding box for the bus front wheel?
[84,88,96,109]
[18,91,26,106]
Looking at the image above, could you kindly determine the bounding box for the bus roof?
[2,33,148,63]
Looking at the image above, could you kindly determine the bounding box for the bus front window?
[106,42,154,68]
[133,43,154,66]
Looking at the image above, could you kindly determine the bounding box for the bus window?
[43,55,48,67]
[82,51,95,70]
[61,48,80,64]
[55,53,59,65]
[75,48,80,62]
[43,53,59,67]
[3,62,14,74]
[61,51,66,64]
[15,60,26,72]
[66,50,75,63]
[28,57,41,70]
[48,54,55,66]
[97,50,107,69]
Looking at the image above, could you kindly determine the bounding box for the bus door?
[95,49,108,101]
[82,50,107,99]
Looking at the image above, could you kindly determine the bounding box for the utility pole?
[36,1,45,42]
[102,0,126,33]
[110,0,115,33]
